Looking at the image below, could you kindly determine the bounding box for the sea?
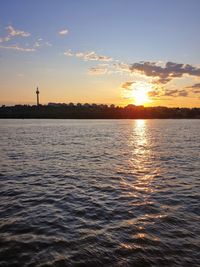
[0,119,200,267]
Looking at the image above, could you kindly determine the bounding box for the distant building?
[36,87,40,106]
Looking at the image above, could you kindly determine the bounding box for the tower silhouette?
[36,87,40,106]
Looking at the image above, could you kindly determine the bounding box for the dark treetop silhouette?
[0,103,200,119]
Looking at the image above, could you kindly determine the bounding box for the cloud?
[88,64,108,75]
[64,50,73,56]
[178,90,188,97]
[6,25,30,37]
[186,83,200,89]
[64,50,112,62]
[0,45,35,52]
[156,88,189,97]
[59,29,68,35]
[0,27,51,52]
[45,41,52,47]
[63,48,200,97]
[128,61,200,84]
[185,83,200,94]
[121,81,135,89]
[0,25,53,54]
[113,62,130,73]
[193,90,200,94]
[163,89,180,96]
[152,85,200,98]
[0,36,11,43]
[34,41,41,47]
[148,90,160,97]
[0,25,30,44]
[33,39,52,48]
[121,78,192,100]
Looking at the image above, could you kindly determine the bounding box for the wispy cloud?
[88,64,108,75]
[0,36,11,43]
[45,41,52,47]
[34,41,41,48]
[33,38,52,48]
[0,25,31,45]
[0,45,35,52]
[59,29,68,35]
[64,50,112,62]
[6,25,30,37]
[113,62,130,73]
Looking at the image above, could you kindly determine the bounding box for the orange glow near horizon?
[124,82,152,106]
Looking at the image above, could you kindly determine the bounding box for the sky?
[0,0,200,107]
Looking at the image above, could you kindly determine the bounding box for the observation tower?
[36,87,40,106]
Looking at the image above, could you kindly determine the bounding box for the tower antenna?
[36,86,40,106]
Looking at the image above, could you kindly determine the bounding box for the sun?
[132,87,149,105]
[125,82,152,106]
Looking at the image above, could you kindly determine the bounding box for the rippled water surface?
[0,119,200,267]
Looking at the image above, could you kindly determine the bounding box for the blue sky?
[0,0,200,106]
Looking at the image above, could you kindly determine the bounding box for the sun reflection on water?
[134,119,148,156]
[131,120,156,188]
[119,119,162,236]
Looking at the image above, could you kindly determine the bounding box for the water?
[0,119,200,267]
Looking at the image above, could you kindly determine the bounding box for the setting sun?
[132,87,150,105]
[123,82,152,106]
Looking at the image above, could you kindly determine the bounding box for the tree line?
[0,103,200,119]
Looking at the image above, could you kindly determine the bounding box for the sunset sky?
[0,0,200,107]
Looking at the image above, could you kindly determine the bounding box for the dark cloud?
[178,90,188,97]
[162,89,188,97]
[148,90,160,97]
[163,89,180,96]
[121,81,135,89]
[193,90,200,94]
[185,83,200,94]
[186,83,200,89]
[129,61,200,84]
